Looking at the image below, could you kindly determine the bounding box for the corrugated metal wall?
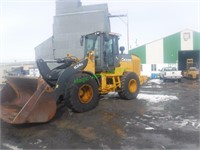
[129,45,146,64]
[163,32,180,63]
[146,39,163,64]
[53,10,110,59]
[35,0,110,60]
[35,37,54,60]
[193,31,200,50]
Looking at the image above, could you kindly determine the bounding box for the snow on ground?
[137,93,178,103]
[3,143,23,150]
[147,79,162,84]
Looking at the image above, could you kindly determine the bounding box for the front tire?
[64,73,99,112]
[118,72,140,100]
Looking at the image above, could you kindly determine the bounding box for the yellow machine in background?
[183,58,199,79]
[0,31,144,124]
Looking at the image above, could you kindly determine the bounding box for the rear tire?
[118,72,140,100]
[64,73,99,112]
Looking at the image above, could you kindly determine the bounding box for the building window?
[151,64,156,71]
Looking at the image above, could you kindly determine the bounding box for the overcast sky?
[0,0,199,62]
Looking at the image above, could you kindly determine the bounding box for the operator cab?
[83,31,120,72]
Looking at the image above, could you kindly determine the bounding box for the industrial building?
[35,0,110,60]
[129,29,200,77]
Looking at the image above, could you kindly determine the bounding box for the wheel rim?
[78,84,93,104]
[128,79,137,93]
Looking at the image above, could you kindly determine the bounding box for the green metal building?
[129,29,200,77]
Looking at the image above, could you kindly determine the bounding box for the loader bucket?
[0,77,57,124]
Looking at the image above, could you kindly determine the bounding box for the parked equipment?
[0,31,142,124]
[183,59,199,79]
[159,67,182,82]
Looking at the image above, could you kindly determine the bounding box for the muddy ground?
[0,78,199,149]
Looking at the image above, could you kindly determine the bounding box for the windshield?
[85,34,100,65]
[85,34,100,53]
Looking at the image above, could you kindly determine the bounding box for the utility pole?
[109,13,129,51]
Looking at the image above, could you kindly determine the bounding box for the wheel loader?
[0,31,141,124]
[183,58,199,79]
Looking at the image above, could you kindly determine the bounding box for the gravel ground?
[0,78,199,149]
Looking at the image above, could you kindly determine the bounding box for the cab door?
[102,35,119,72]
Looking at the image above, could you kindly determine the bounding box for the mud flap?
[0,77,57,124]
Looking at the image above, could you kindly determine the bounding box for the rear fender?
[54,59,88,100]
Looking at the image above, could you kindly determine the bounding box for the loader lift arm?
[36,58,89,100]
[36,57,77,87]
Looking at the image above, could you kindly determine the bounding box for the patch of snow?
[191,122,196,127]
[135,116,140,119]
[168,128,172,131]
[35,139,42,144]
[137,94,178,103]
[147,79,162,84]
[161,145,166,149]
[145,127,155,130]
[196,123,200,128]
[175,119,200,128]
[3,143,23,150]
[126,121,131,124]
[39,145,47,149]
[30,139,42,145]
[176,121,189,127]
[100,143,111,150]
[143,114,152,118]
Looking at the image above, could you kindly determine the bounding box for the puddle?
[103,112,116,122]
[76,127,97,140]
[102,112,126,137]
[54,120,97,140]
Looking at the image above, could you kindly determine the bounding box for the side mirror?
[80,36,84,46]
[119,46,125,54]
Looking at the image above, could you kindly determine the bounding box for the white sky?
[0,0,199,62]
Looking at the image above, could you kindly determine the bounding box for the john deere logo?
[183,32,190,41]
[121,58,132,62]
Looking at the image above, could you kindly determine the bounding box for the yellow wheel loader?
[183,59,199,79]
[0,31,141,124]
